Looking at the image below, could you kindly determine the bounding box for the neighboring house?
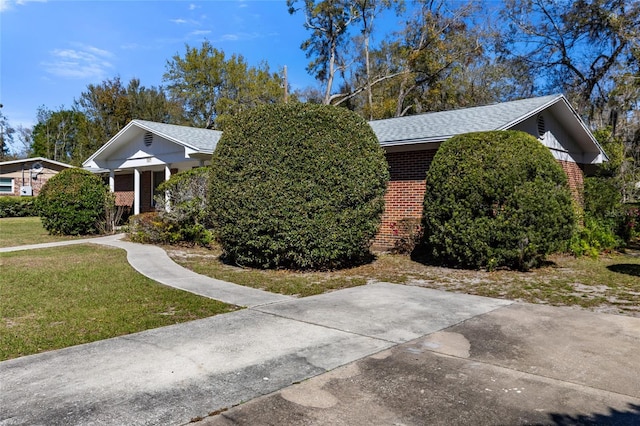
[0,157,74,197]
[83,94,607,249]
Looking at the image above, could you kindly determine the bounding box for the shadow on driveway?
[549,402,640,425]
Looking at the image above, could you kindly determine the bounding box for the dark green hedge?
[36,168,108,235]
[209,103,389,270]
[421,130,576,270]
[0,196,38,218]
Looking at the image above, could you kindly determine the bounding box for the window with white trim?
[0,177,14,193]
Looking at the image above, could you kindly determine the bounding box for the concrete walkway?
[1,237,639,425]
[1,234,290,307]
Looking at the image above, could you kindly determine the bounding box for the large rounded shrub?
[421,130,576,270]
[209,103,389,269]
[37,168,108,235]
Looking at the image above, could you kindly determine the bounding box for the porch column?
[108,170,115,192]
[164,165,171,212]
[133,168,140,215]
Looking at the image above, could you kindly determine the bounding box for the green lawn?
[0,245,239,361]
[0,217,89,248]
[169,246,640,317]
[167,245,368,297]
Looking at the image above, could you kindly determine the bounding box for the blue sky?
[0,0,327,130]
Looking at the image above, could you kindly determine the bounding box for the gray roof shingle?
[133,120,222,152]
[369,94,563,146]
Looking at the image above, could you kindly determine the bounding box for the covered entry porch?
[83,120,222,215]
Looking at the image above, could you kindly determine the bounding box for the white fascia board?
[559,97,609,163]
[0,157,74,169]
[497,94,564,131]
[184,146,213,158]
[379,136,449,148]
[82,120,138,167]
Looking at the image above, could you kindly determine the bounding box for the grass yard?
[168,245,640,317]
[0,217,88,248]
[167,246,368,297]
[0,245,239,361]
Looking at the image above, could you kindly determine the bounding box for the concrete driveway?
[202,303,640,425]
[2,237,639,425]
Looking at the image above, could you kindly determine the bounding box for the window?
[0,177,14,193]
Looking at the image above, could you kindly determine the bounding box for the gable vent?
[144,132,153,147]
[537,115,546,137]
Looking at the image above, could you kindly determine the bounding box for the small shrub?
[138,167,214,246]
[98,192,128,234]
[583,176,622,218]
[621,206,640,242]
[155,167,210,225]
[209,103,389,270]
[421,130,576,271]
[390,218,424,255]
[128,212,171,244]
[36,169,108,235]
[569,216,622,258]
[127,212,213,246]
[570,177,636,255]
[0,196,38,218]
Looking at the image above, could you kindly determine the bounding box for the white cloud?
[1,0,46,12]
[220,34,239,41]
[42,44,114,79]
[189,3,197,11]
[170,18,187,24]
[217,32,261,42]
[189,30,212,37]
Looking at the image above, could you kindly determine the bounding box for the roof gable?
[83,120,222,168]
[0,157,74,169]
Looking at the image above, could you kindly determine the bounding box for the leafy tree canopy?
[163,41,285,130]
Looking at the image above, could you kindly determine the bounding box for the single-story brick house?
[83,94,607,249]
[0,157,74,197]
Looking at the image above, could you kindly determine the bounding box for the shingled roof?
[369,94,565,147]
[132,120,222,153]
[83,119,222,168]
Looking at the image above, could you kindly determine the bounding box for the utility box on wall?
[20,186,33,196]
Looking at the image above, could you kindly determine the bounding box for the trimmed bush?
[155,167,209,225]
[209,103,389,270]
[0,196,38,218]
[130,167,214,246]
[36,168,108,235]
[421,130,576,271]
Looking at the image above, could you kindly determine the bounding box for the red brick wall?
[114,174,134,207]
[113,172,152,211]
[558,160,584,205]
[373,151,586,250]
[373,150,436,249]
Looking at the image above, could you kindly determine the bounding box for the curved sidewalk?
[1,234,291,307]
